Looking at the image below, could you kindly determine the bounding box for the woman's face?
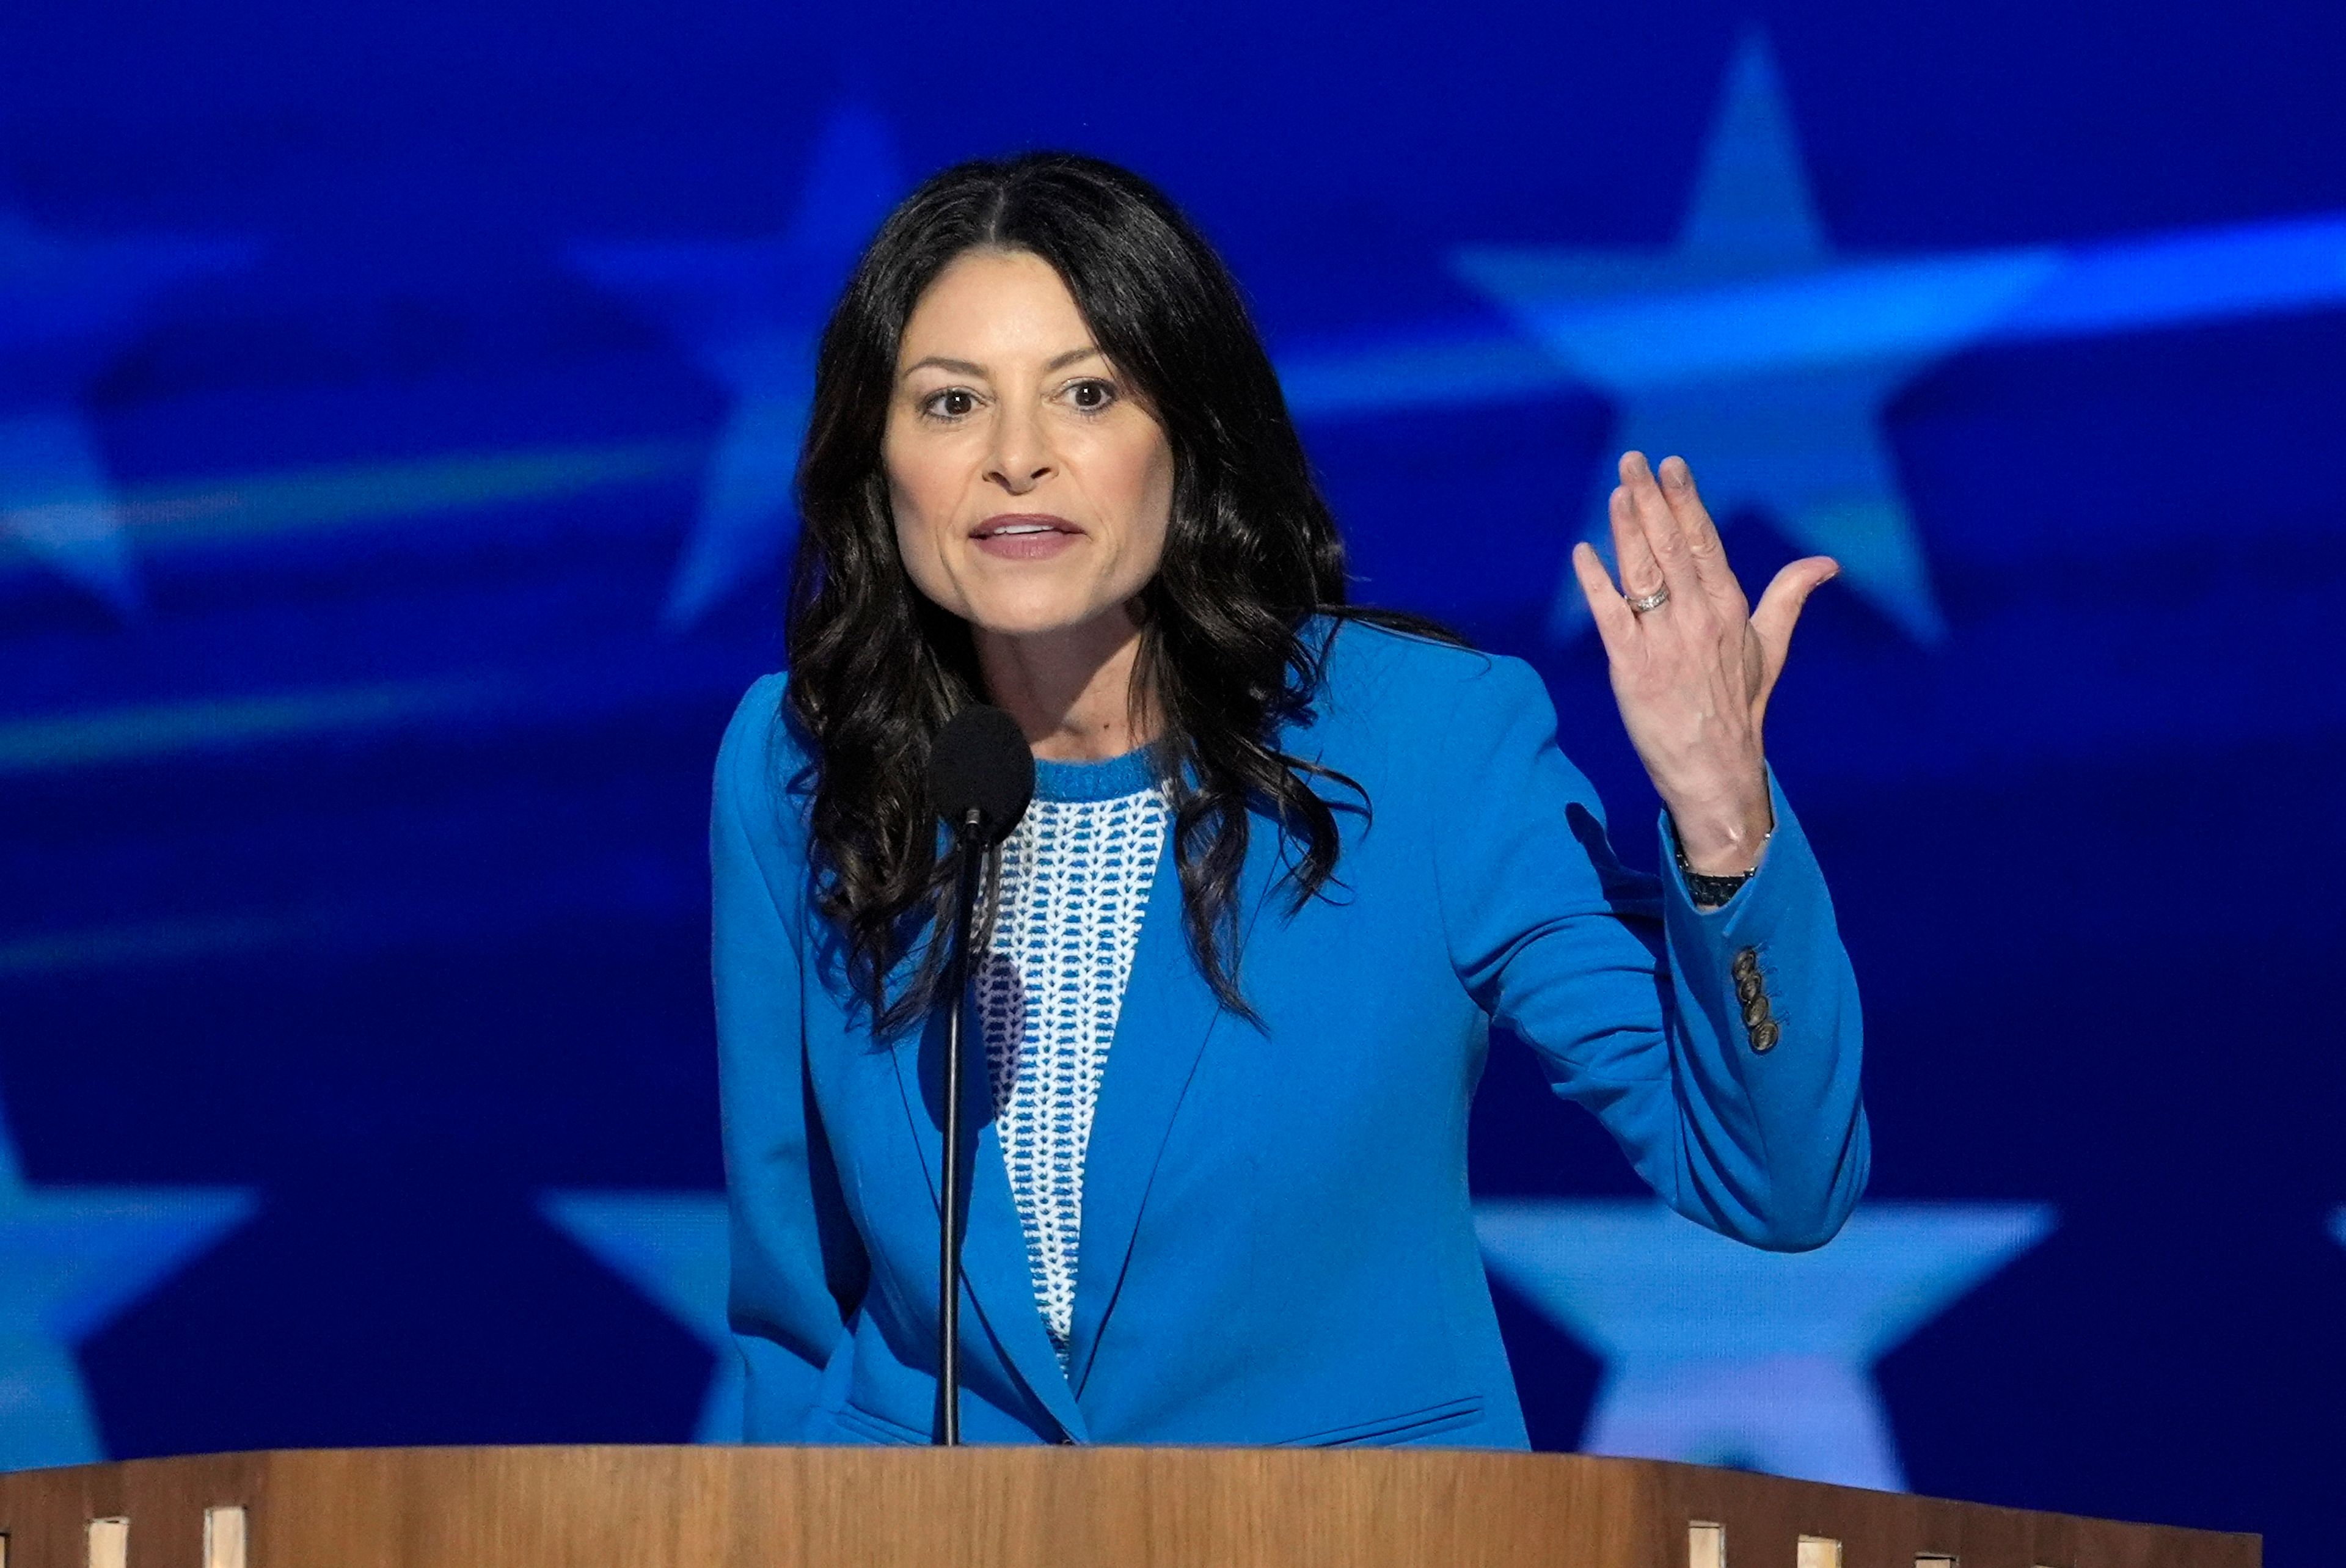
[884,248,1175,642]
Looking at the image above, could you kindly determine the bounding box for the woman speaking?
[711,153,1868,1448]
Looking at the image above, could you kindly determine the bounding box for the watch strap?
[1673,827,1770,907]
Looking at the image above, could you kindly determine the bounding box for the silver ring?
[1626,586,1670,614]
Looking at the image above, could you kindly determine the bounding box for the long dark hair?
[786,150,1453,1031]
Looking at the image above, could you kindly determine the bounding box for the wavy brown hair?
[784,151,1455,1032]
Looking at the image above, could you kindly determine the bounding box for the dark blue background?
[4,0,2343,1558]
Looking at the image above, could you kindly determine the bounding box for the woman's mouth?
[971,514,1083,561]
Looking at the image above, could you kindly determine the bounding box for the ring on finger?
[1626,586,1670,614]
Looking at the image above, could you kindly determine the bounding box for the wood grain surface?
[0,1446,2260,1568]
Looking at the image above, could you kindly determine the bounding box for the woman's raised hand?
[1568,451,1838,876]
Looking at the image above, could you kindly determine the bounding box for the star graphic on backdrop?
[0,209,259,616]
[0,1084,256,1470]
[2330,1206,2346,1253]
[1450,30,2065,644]
[541,1190,737,1442]
[1476,1199,2053,1490]
[568,106,904,630]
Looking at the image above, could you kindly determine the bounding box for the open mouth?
[972,514,1083,559]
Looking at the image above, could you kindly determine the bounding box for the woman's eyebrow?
[902,355,985,378]
[900,345,1103,379]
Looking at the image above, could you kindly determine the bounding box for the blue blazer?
[713,621,1868,1448]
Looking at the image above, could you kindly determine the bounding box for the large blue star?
[1452,30,2067,644]
[0,1087,256,1470]
[1476,1198,2053,1490]
[1281,187,2346,637]
[539,1190,737,1441]
[0,209,258,616]
[568,106,904,630]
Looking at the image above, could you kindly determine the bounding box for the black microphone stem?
[938,804,985,1446]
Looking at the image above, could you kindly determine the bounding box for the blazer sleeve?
[1433,655,1869,1250]
[711,675,869,1436]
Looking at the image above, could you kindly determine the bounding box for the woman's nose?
[985,407,1053,493]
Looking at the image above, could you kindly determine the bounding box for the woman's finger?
[1750,555,1840,691]
[1656,455,1733,596]
[1619,451,1703,599]
[1571,540,1637,646]
[1607,469,1666,603]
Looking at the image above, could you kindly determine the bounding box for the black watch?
[1673,830,1770,907]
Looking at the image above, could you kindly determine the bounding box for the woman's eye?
[1066,379,1116,412]
[924,388,977,418]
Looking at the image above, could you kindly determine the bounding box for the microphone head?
[927,705,1035,845]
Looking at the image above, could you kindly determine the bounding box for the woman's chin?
[962,593,1139,645]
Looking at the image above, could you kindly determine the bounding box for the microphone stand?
[938,804,985,1446]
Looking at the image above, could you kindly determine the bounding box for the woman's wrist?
[1665,782,1775,877]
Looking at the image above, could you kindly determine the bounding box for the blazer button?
[1731,947,1760,980]
[1749,1019,1781,1054]
[1734,971,1764,1006]
[1741,993,1772,1030]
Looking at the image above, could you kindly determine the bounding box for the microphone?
[927,705,1035,850]
[924,705,1034,1445]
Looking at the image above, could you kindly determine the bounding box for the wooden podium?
[0,1446,2256,1568]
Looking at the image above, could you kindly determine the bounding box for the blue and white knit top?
[974,745,1169,1368]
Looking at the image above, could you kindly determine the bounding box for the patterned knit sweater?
[974,745,1168,1368]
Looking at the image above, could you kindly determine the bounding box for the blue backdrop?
[4,0,2343,1557]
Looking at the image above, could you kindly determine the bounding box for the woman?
[714,153,1866,1448]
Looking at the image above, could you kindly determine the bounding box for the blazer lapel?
[889,991,1091,1443]
[1063,815,1286,1397]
